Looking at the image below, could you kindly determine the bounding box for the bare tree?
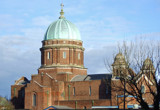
[106,39,160,110]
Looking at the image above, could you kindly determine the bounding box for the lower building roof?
[71,74,112,82]
[44,105,73,110]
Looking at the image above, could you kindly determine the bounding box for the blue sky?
[0,0,160,97]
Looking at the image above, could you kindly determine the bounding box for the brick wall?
[38,67,87,82]
[64,80,108,101]
[40,39,84,67]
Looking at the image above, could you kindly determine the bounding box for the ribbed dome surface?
[44,18,81,40]
[142,58,154,70]
[115,53,125,60]
[112,53,127,66]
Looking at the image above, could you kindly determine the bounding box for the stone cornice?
[39,64,86,69]
[42,39,83,43]
[40,44,85,51]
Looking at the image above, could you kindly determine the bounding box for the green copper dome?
[44,18,81,40]
[44,3,81,41]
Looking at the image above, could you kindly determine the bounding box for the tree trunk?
[140,101,150,110]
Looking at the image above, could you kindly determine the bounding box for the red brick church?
[11,3,156,110]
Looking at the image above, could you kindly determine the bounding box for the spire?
[59,3,65,19]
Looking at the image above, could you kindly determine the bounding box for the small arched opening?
[33,93,36,106]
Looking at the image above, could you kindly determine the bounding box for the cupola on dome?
[142,57,155,70]
[112,53,127,66]
[44,4,81,41]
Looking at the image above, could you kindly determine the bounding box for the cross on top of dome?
[61,3,64,9]
[59,3,65,19]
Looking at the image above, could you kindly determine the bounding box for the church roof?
[14,76,30,85]
[44,3,81,41]
[71,74,112,82]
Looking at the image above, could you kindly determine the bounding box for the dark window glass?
[33,94,36,106]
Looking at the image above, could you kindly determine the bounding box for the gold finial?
[59,3,65,19]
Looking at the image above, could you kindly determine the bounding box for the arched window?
[33,93,36,106]
[14,88,16,97]
[89,86,91,96]
[63,52,66,59]
[106,86,108,94]
[141,85,145,94]
[73,87,75,96]
[21,89,24,98]
[47,52,50,59]
[78,53,80,60]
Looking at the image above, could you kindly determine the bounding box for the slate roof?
[71,74,112,82]
[15,76,30,85]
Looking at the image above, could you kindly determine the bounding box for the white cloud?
[32,16,53,27]
[0,17,52,94]
[84,45,117,74]
[0,32,41,97]
[132,32,160,40]
[75,16,135,49]
[0,14,24,32]
[104,16,134,33]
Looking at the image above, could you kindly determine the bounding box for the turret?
[141,58,155,81]
[112,53,128,78]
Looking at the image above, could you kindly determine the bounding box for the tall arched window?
[33,93,36,106]
[106,86,108,94]
[89,86,91,96]
[141,85,145,94]
[47,52,50,59]
[73,87,75,96]
[63,52,66,59]
[14,88,16,97]
[78,53,80,60]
